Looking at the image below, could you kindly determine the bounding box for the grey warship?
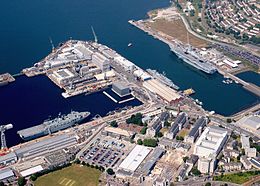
[169,43,217,74]
[17,111,90,140]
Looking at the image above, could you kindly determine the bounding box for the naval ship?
[169,43,217,74]
[146,69,179,90]
[17,111,90,140]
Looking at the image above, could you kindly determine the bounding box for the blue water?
[237,71,260,87]
[0,0,259,146]
[0,75,142,147]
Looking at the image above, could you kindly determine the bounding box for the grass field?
[146,18,208,48]
[34,165,101,186]
[178,129,189,138]
[213,171,260,184]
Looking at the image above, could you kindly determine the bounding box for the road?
[210,117,259,141]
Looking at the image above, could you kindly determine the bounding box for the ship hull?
[17,111,90,140]
[169,45,217,74]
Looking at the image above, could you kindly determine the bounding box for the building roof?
[237,115,260,132]
[188,117,207,137]
[0,152,17,163]
[194,126,228,159]
[104,126,133,137]
[112,81,129,90]
[20,165,44,177]
[138,147,165,175]
[119,145,151,172]
[0,168,14,180]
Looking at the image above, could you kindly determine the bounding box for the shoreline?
[128,19,260,118]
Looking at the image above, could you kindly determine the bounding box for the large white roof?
[20,165,43,177]
[119,145,151,172]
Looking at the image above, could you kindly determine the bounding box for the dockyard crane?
[0,124,13,149]
[91,26,98,43]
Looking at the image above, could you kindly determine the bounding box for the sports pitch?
[34,165,101,186]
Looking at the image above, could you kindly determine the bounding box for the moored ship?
[17,111,90,140]
[169,44,217,74]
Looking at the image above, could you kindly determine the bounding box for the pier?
[0,73,15,86]
[218,70,260,97]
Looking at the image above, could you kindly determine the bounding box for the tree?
[176,136,184,141]
[137,139,143,145]
[190,10,195,17]
[143,138,157,147]
[30,174,38,181]
[197,17,202,22]
[205,183,211,186]
[106,168,115,175]
[191,167,201,176]
[183,156,189,163]
[110,120,118,128]
[74,158,80,164]
[140,127,147,135]
[226,118,232,123]
[155,132,163,138]
[18,177,26,186]
[164,121,171,128]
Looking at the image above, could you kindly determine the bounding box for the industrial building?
[14,134,78,160]
[118,145,151,173]
[194,126,228,173]
[0,152,17,166]
[101,126,134,141]
[0,168,15,182]
[52,69,75,85]
[166,113,187,140]
[236,115,260,135]
[137,147,165,176]
[112,81,131,97]
[185,117,208,143]
[92,52,110,72]
[114,56,134,71]
[143,79,181,103]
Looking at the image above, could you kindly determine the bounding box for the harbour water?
[237,71,260,87]
[0,0,259,146]
[0,75,142,147]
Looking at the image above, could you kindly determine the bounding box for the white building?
[194,126,228,173]
[52,69,75,85]
[92,52,110,72]
[118,145,151,172]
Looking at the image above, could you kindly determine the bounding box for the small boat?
[128,43,132,47]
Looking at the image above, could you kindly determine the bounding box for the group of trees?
[110,120,118,128]
[143,138,158,147]
[126,113,143,126]
[176,136,184,141]
[106,168,115,175]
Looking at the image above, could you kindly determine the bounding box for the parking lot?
[81,136,131,169]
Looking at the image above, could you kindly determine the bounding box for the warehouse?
[112,81,131,97]
[14,134,78,160]
[92,52,110,72]
[143,79,181,103]
[0,152,17,166]
[118,145,151,172]
[52,69,75,85]
[0,168,15,182]
[137,147,165,176]
[236,115,260,135]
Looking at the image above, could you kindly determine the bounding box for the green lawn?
[34,165,101,186]
[214,171,260,184]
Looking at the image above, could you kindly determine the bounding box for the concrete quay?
[218,69,260,97]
